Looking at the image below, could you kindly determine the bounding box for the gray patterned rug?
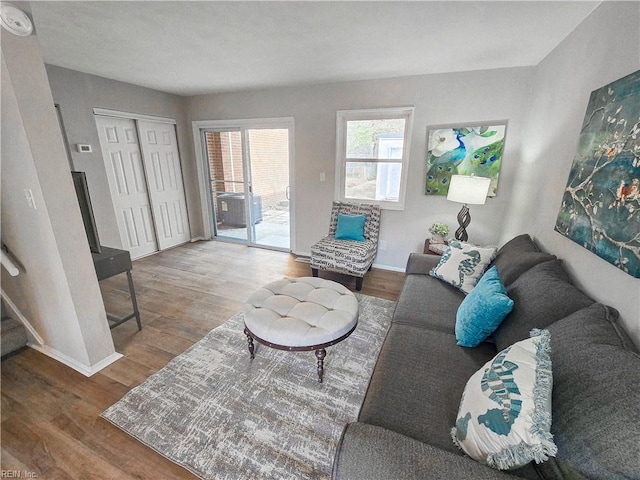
[101,293,395,480]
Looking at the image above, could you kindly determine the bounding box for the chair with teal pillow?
[310,202,381,290]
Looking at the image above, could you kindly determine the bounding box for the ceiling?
[28,1,600,97]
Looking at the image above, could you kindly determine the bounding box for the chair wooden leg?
[312,268,318,277]
[355,276,363,291]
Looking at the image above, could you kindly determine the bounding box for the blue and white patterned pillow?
[451,329,557,470]
[429,241,497,293]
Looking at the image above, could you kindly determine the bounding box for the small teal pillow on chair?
[335,213,366,241]
[456,266,514,347]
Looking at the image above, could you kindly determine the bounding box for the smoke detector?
[0,3,33,36]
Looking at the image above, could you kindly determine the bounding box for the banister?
[1,246,20,276]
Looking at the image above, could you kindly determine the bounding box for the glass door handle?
[286,185,290,200]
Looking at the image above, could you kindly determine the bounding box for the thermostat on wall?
[76,144,92,153]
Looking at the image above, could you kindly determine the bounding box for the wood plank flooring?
[1,241,404,479]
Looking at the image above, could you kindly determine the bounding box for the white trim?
[192,117,296,249]
[1,290,123,375]
[288,122,297,253]
[93,107,176,125]
[193,117,295,130]
[192,123,214,240]
[28,343,123,377]
[371,262,406,272]
[1,289,44,345]
[335,106,414,211]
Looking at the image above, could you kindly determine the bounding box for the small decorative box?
[429,242,449,255]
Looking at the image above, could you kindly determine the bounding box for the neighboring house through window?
[335,106,414,210]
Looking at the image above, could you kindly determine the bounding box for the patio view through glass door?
[203,128,291,250]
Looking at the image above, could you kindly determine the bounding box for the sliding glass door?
[204,130,249,242]
[201,122,292,250]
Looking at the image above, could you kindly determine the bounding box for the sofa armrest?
[333,423,517,480]
[405,252,441,275]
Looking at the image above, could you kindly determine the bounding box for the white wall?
[187,67,535,268]
[503,1,640,344]
[45,65,203,247]
[1,30,118,374]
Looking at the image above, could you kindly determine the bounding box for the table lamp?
[446,174,491,242]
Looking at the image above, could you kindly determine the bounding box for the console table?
[92,246,142,330]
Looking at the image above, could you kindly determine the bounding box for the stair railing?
[0,244,44,346]
[1,244,19,276]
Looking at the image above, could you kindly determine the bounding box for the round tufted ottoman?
[242,277,359,382]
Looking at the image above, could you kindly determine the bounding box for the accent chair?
[310,201,381,291]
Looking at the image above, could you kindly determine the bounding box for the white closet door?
[95,116,158,259]
[137,120,191,250]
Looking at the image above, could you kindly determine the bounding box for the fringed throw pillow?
[451,329,557,470]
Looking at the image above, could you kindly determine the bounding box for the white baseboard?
[190,236,206,242]
[28,343,123,377]
[372,263,405,273]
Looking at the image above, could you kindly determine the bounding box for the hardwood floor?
[1,241,404,479]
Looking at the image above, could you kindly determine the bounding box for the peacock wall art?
[425,122,507,197]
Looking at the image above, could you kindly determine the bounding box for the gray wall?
[503,1,640,343]
[27,1,639,349]
[187,67,535,268]
[186,1,639,345]
[45,65,203,247]
[1,31,116,370]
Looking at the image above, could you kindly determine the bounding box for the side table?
[92,246,142,331]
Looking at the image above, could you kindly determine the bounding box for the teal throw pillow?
[335,213,366,241]
[456,266,514,347]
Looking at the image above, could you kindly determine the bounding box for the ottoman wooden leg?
[315,348,327,383]
[244,328,255,359]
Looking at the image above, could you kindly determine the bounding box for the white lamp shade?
[446,175,491,205]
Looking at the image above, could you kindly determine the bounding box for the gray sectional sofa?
[333,234,640,479]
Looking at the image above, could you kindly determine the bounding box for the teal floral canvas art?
[555,69,640,278]
[425,123,507,196]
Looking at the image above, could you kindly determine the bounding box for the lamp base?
[455,204,471,242]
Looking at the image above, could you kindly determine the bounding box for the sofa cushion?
[452,330,557,470]
[456,266,514,347]
[405,252,442,276]
[393,273,464,333]
[493,260,594,351]
[540,304,640,479]
[490,234,556,287]
[333,422,518,480]
[359,323,497,452]
[496,234,541,255]
[430,241,497,294]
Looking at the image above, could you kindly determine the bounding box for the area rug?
[101,293,395,480]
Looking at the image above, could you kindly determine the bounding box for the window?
[335,107,414,210]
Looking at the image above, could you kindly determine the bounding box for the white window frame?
[335,106,414,211]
